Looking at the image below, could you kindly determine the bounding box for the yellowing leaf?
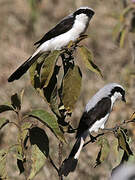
[29,53,49,89]
[78,46,102,77]
[112,22,122,41]
[0,149,8,179]
[120,5,134,22]
[29,60,38,87]
[40,50,61,88]
[62,65,82,112]
[95,137,110,167]
[130,112,135,121]
[115,128,133,156]
[0,118,9,129]
[119,28,127,48]
[28,145,46,180]
[29,109,66,143]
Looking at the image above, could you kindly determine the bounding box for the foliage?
[0,35,103,179]
[0,1,135,179]
[113,1,135,48]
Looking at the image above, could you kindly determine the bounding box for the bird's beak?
[122,96,126,103]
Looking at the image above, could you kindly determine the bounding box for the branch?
[48,155,59,173]
[83,118,135,147]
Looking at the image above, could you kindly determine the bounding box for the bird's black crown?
[109,86,126,101]
[73,8,95,18]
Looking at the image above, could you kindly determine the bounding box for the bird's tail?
[59,136,85,176]
[8,53,41,82]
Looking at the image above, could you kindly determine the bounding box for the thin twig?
[83,118,135,147]
[58,142,63,180]
[48,155,59,173]
[83,133,104,147]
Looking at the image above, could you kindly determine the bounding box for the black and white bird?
[59,83,126,176]
[8,7,95,82]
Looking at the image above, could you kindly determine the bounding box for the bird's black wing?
[34,16,74,47]
[76,97,111,138]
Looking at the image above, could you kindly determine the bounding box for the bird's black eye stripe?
[109,86,125,97]
[74,9,95,17]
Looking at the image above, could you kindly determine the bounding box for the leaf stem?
[58,141,63,180]
[48,155,59,173]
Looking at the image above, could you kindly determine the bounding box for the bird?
[8,7,95,82]
[111,164,135,180]
[59,83,126,176]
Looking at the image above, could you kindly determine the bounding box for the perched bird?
[8,7,95,82]
[111,164,135,180]
[59,83,126,176]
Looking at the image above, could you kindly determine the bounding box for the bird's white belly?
[38,18,87,52]
[89,114,109,133]
[39,31,80,52]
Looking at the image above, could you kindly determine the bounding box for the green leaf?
[29,60,39,87]
[78,46,102,77]
[50,85,61,117]
[28,144,46,180]
[11,93,21,110]
[40,50,61,88]
[43,65,60,103]
[62,65,82,112]
[130,112,135,122]
[115,127,133,157]
[95,137,110,167]
[20,89,25,105]
[0,118,9,129]
[0,105,14,113]
[112,22,122,41]
[29,53,49,89]
[21,122,32,145]
[119,28,127,48]
[29,109,66,143]
[0,149,8,179]
[17,159,25,174]
[120,5,134,22]
[29,127,49,157]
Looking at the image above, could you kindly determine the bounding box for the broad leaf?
[120,5,134,22]
[0,118,9,129]
[95,137,110,167]
[20,89,25,105]
[29,109,66,143]
[29,54,48,89]
[21,122,32,142]
[29,60,39,88]
[115,127,133,156]
[0,105,14,113]
[112,22,122,41]
[130,112,135,122]
[29,127,49,157]
[50,85,61,117]
[119,28,127,48]
[62,65,82,112]
[40,50,61,88]
[0,149,8,179]
[11,93,21,110]
[28,145,46,180]
[43,65,60,103]
[78,46,102,77]
[17,159,25,174]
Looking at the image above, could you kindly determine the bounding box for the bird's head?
[108,83,126,103]
[73,7,95,19]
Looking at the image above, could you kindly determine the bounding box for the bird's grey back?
[85,83,124,112]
